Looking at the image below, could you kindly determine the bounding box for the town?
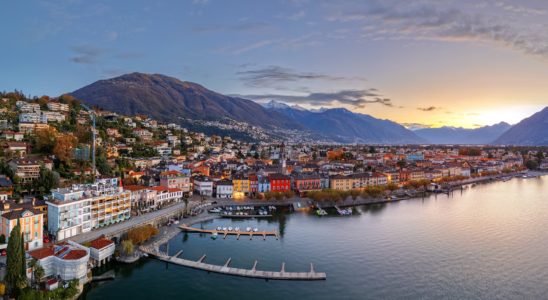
[0,91,546,298]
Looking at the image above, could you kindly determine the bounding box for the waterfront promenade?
[69,200,204,244]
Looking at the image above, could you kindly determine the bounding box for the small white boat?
[217,226,222,231]
[222,227,227,231]
[211,232,218,239]
[246,227,252,232]
[253,228,259,232]
[228,226,233,231]
[235,227,240,232]
[142,253,149,258]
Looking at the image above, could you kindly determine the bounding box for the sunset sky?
[1,0,547,128]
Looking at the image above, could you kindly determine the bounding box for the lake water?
[82,176,548,299]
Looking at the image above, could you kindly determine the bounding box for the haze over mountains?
[70,73,547,145]
[414,122,512,145]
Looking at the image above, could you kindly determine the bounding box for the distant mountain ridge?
[414,122,512,144]
[494,107,548,145]
[263,100,425,144]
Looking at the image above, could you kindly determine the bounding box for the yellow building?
[1,208,44,250]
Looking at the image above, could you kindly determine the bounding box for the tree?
[6,220,24,292]
[121,240,134,256]
[32,167,59,196]
[28,259,44,286]
[33,127,57,154]
[53,134,78,164]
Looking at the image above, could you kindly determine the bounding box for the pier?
[139,245,326,280]
[179,224,279,240]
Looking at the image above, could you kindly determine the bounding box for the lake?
[82,176,548,299]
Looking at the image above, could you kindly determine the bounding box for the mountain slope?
[494,107,548,145]
[414,122,511,144]
[265,101,425,144]
[71,73,300,130]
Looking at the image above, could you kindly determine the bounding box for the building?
[257,176,270,193]
[293,174,321,196]
[28,241,90,283]
[41,111,66,122]
[2,141,27,157]
[215,180,233,199]
[88,237,115,267]
[46,178,131,240]
[232,174,250,198]
[8,157,53,184]
[0,208,44,250]
[19,112,47,124]
[268,173,291,193]
[149,186,183,209]
[193,176,213,197]
[47,102,70,112]
[159,170,192,196]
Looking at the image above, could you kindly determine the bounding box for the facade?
[293,174,322,195]
[257,176,270,193]
[159,170,192,196]
[0,208,44,250]
[19,112,47,124]
[89,237,115,267]
[46,178,131,240]
[47,102,70,112]
[232,174,250,198]
[193,176,213,197]
[215,180,233,199]
[268,173,291,192]
[8,157,52,184]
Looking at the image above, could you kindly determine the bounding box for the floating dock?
[179,224,279,240]
[140,246,326,280]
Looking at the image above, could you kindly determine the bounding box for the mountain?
[265,101,425,144]
[494,107,548,145]
[71,73,300,130]
[414,122,511,144]
[71,73,423,144]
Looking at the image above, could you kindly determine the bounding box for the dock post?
[198,254,207,263]
[281,262,285,273]
[252,260,258,272]
[224,258,232,267]
[310,263,315,273]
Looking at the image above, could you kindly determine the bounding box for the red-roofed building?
[28,241,90,283]
[89,237,115,267]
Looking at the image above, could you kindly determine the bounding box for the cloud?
[327,1,548,59]
[236,89,393,109]
[401,122,433,130]
[70,44,102,64]
[237,65,350,88]
[417,106,438,112]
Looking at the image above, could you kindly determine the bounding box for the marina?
[139,246,326,281]
[179,224,279,240]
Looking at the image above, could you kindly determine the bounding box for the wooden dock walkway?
[139,245,326,280]
[179,224,279,240]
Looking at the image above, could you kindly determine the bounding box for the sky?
[1,0,547,129]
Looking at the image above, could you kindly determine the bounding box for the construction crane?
[80,104,96,180]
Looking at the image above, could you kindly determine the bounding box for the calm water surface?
[83,176,548,299]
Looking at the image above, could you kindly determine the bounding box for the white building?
[19,112,47,124]
[215,180,233,199]
[42,111,66,122]
[89,237,115,267]
[193,176,213,197]
[28,240,90,283]
[46,178,131,240]
[47,102,70,112]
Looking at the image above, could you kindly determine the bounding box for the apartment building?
[46,178,131,240]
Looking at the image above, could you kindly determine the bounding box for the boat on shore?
[316,209,328,216]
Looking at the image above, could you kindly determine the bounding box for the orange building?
[1,208,44,250]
